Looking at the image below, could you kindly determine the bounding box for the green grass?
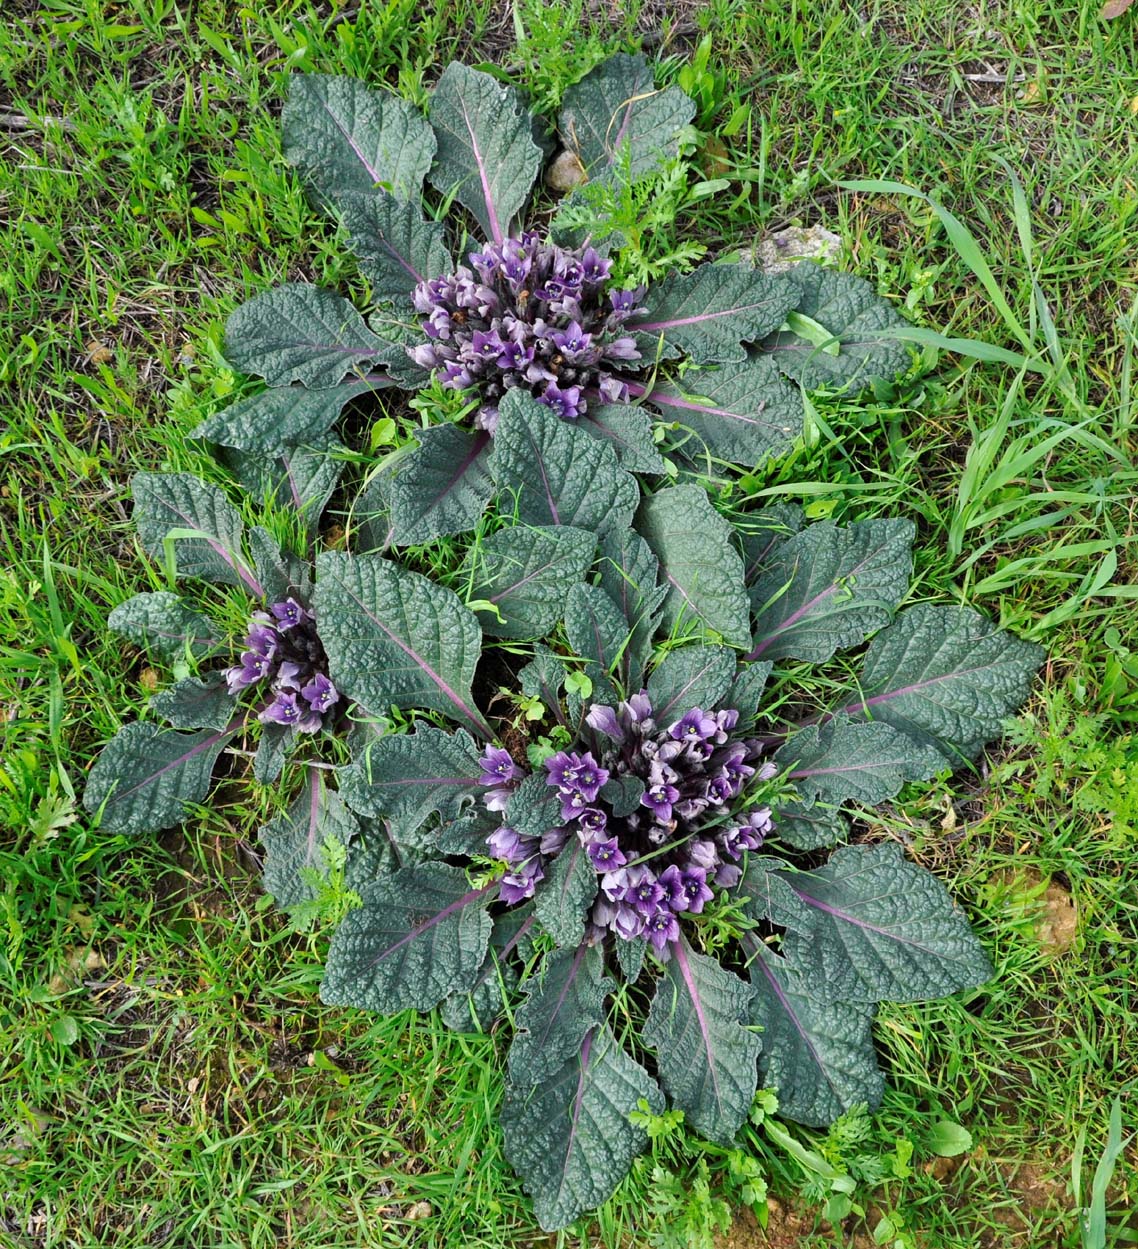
[2,0,1136,1246]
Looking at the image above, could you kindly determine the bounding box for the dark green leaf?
[389,425,494,544]
[776,718,947,807]
[150,673,234,731]
[600,774,645,818]
[440,908,532,1032]
[721,661,772,728]
[740,503,806,585]
[534,839,597,948]
[338,725,484,843]
[636,485,751,649]
[107,592,217,659]
[221,439,345,534]
[646,357,801,466]
[313,552,490,738]
[261,769,362,908]
[643,935,760,1143]
[563,583,628,700]
[633,263,798,364]
[506,773,563,841]
[190,380,378,455]
[646,644,736,724]
[282,73,435,202]
[83,721,237,836]
[738,858,814,933]
[771,800,848,851]
[132,472,261,595]
[749,519,914,662]
[519,644,566,719]
[749,941,883,1128]
[321,863,493,1012]
[615,934,645,982]
[254,724,292,784]
[778,844,994,1003]
[492,389,638,538]
[351,470,395,554]
[428,62,541,244]
[502,1023,663,1231]
[759,265,911,390]
[597,529,665,690]
[467,525,595,640]
[579,403,666,473]
[558,54,694,182]
[338,189,452,302]
[834,604,1043,762]
[224,284,386,388]
[508,945,611,1086]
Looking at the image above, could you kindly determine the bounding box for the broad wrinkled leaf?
[600,774,644,818]
[389,425,494,544]
[107,592,217,659]
[749,519,914,662]
[771,800,848,851]
[506,773,563,840]
[338,725,484,843]
[83,721,237,836]
[558,53,694,182]
[534,838,597,948]
[508,945,611,1086]
[749,942,883,1128]
[338,189,452,302]
[636,485,752,649]
[132,472,262,595]
[563,583,628,700]
[260,770,362,908]
[616,934,645,982]
[313,552,490,738]
[502,1023,664,1231]
[492,389,638,538]
[321,863,493,1011]
[150,673,234,731]
[519,644,566,720]
[441,908,532,1032]
[779,844,994,1004]
[646,644,736,724]
[597,529,665,690]
[776,718,947,806]
[759,265,911,390]
[428,62,542,244]
[643,936,759,1144]
[738,858,815,933]
[467,525,595,640]
[351,470,395,554]
[579,403,667,473]
[740,503,806,585]
[247,526,310,605]
[645,357,801,467]
[721,661,772,728]
[367,305,433,387]
[254,723,292,785]
[835,604,1043,761]
[282,73,435,202]
[189,380,379,456]
[224,284,386,388]
[220,438,345,533]
[633,263,798,364]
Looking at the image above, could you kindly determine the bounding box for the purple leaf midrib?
[457,94,503,245]
[336,576,491,739]
[838,656,1008,718]
[158,498,264,599]
[636,297,784,333]
[317,95,383,183]
[556,1026,597,1207]
[637,385,781,433]
[655,657,723,722]
[790,754,916,779]
[529,944,588,1055]
[304,768,323,867]
[790,885,945,957]
[417,431,490,521]
[112,720,241,804]
[367,881,493,968]
[674,938,725,1113]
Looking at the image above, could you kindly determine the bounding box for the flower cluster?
[408,232,646,433]
[224,598,339,733]
[478,693,777,950]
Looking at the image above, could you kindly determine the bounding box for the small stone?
[84,339,114,366]
[405,1201,433,1221]
[753,225,842,274]
[546,150,587,192]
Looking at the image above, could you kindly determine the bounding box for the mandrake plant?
[83,53,1043,1234]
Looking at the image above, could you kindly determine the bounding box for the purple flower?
[270,598,310,631]
[301,672,339,713]
[537,381,584,420]
[245,621,279,659]
[626,869,666,917]
[670,709,718,743]
[225,651,272,693]
[259,691,321,733]
[644,908,679,951]
[641,782,680,823]
[578,807,608,840]
[478,746,522,788]
[500,857,544,904]
[612,904,644,941]
[540,826,569,855]
[602,335,640,362]
[586,703,624,741]
[550,320,592,359]
[581,247,611,285]
[587,838,627,870]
